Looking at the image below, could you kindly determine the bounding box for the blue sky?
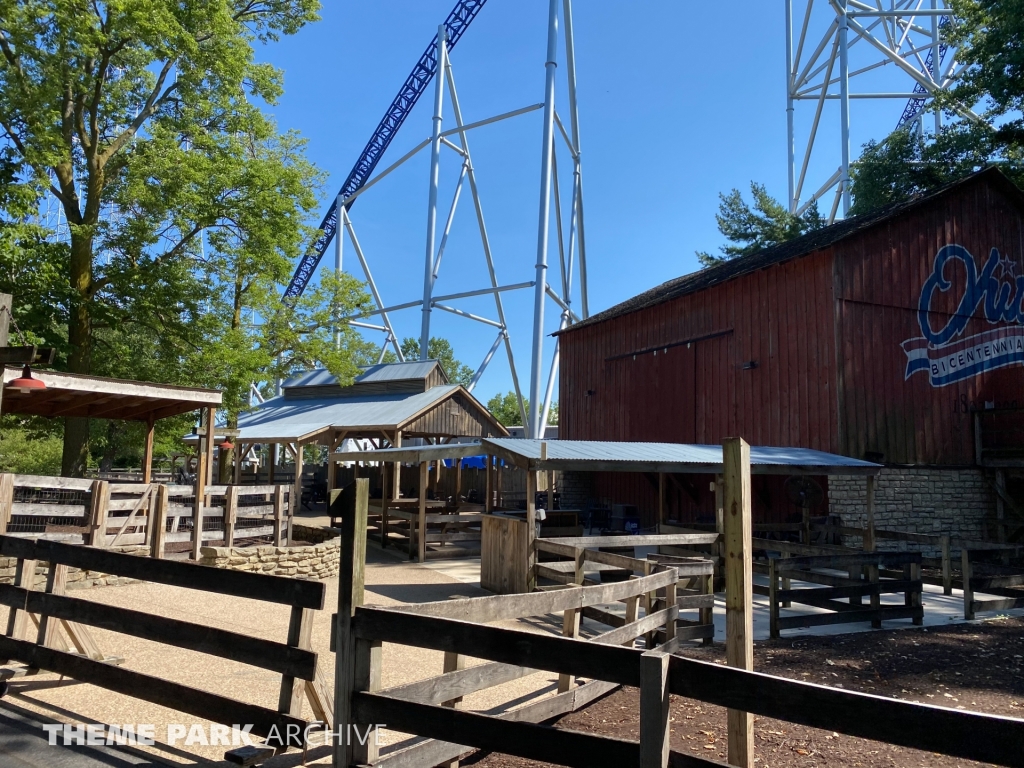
[259,1,915,406]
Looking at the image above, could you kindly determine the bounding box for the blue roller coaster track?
[283,0,489,300]
[896,15,950,131]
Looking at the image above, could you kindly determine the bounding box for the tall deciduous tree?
[696,183,824,267]
[400,337,475,387]
[0,0,321,474]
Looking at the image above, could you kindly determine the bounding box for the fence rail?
[962,547,1024,619]
[0,474,293,557]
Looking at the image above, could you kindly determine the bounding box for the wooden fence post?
[526,469,537,592]
[962,549,974,620]
[5,556,37,641]
[0,473,13,534]
[417,461,429,563]
[869,554,881,629]
[87,480,110,547]
[722,437,753,768]
[223,485,239,548]
[940,535,952,595]
[864,476,876,553]
[640,650,670,768]
[273,485,286,547]
[768,557,779,640]
[334,477,369,768]
[278,605,315,725]
[150,485,169,560]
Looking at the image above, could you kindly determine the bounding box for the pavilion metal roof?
[333,438,881,476]
[281,360,446,390]
[0,367,221,423]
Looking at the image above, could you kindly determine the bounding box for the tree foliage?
[399,337,475,387]
[486,391,556,428]
[0,1,386,475]
[696,183,824,267]
[850,1,1024,214]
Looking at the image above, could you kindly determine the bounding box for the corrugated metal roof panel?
[235,385,460,440]
[332,438,881,475]
[281,360,444,391]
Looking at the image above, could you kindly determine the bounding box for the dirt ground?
[465,616,1024,768]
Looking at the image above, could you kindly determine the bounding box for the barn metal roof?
[235,385,462,441]
[333,438,881,476]
[559,168,1024,334]
[282,360,445,390]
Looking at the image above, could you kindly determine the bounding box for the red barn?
[557,168,1024,539]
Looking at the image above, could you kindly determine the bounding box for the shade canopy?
[1,367,222,423]
[333,438,881,476]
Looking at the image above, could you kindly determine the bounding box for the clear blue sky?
[259,1,910,406]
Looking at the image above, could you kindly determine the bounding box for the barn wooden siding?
[402,390,505,439]
[834,176,1024,464]
[560,250,841,453]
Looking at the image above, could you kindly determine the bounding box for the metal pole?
[342,208,404,361]
[562,0,588,319]
[931,0,941,134]
[838,0,852,216]
[540,316,565,438]
[530,0,559,439]
[335,193,344,350]
[785,0,797,213]
[421,25,447,360]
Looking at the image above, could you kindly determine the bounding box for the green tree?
[696,183,824,267]
[849,1,1024,214]
[486,391,556,428]
[400,337,475,387]
[0,0,320,475]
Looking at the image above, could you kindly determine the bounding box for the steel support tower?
[318,0,588,438]
[785,0,970,221]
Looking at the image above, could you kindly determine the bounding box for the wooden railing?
[0,474,293,557]
[765,552,923,638]
[0,534,331,750]
[962,546,1024,619]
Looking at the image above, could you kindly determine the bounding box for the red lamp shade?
[220,439,235,451]
[7,365,46,394]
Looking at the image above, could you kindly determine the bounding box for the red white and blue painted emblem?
[902,244,1024,387]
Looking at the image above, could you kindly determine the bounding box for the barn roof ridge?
[559,166,1024,335]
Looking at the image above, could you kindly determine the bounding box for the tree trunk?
[61,231,94,477]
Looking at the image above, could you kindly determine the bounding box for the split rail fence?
[0,474,293,558]
[962,545,1024,619]
[0,533,331,748]
[333,480,1024,768]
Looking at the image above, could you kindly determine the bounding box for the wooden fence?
[765,552,923,638]
[0,474,293,558]
[0,533,331,750]
[962,546,1024,619]
[333,480,1024,768]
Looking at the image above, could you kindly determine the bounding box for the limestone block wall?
[828,467,995,546]
[200,537,340,580]
[0,545,149,589]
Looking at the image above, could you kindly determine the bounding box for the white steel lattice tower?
[786,0,969,221]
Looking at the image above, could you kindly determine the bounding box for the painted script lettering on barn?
[903,244,1024,387]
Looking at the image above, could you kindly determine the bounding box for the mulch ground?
[464,616,1024,768]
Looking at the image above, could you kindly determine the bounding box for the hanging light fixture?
[220,438,235,451]
[6,364,46,393]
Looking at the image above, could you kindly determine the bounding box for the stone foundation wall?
[200,537,340,580]
[0,545,149,590]
[560,471,595,512]
[828,467,995,546]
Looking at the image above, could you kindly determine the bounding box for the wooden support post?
[192,408,212,560]
[142,418,155,484]
[768,557,779,640]
[864,476,876,553]
[417,461,429,562]
[292,440,305,526]
[150,485,169,559]
[658,473,665,526]
[941,535,952,595]
[204,408,217,488]
[714,474,725,587]
[0,473,14,535]
[869,556,881,629]
[334,478,369,768]
[526,469,537,592]
[232,441,243,485]
[441,648,467,768]
[391,431,403,500]
[546,470,554,514]
[278,605,316,719]
[780,551,791,608]
[962,549,974,620]
[623,594,640,646]
[848,564,863,606]
[722,437,753,768]
[496,459,504,507]
[273,485,286,547]
[700,570,713,646]
[87,480,110,547]
[455,458,463,506]
[6,558,37,641]
[36,563,68,648]
[801,506,811,547]
[640,651,671,768]
[996,470,1009,564]
[223,485,239,548]
[906,561,923,625]
[326,430,337,491]
[485,455,494,513]
[665,576,678,644]
[643,559,656,649]
[558,597,581,692]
